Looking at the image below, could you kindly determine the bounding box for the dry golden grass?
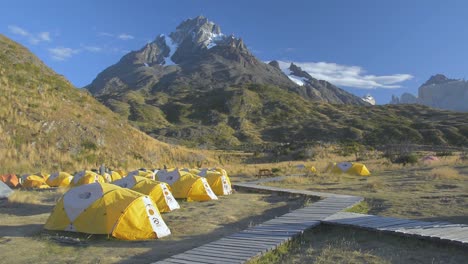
[0,35,218,175]
[429,166,462,180]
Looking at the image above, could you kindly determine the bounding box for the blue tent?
[0,181,13,199]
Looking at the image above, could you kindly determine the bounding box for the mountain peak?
[422,74,452,86]
[170,16,223,48]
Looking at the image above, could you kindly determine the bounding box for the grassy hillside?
[0,34,212,173]
[97,83,468,150]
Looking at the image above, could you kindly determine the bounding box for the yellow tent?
[44,183,171,240]
[46,172,73,187]
[327,162,370,176]
[127,170,156,180]
[198,168,232,196]
[109,171,123,182]
[113,176,180,213]
[71,170,105,187]
[21,175,49,188]
[156,170,218,202]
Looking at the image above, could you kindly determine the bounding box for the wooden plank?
[386,221,442,232]
[360,218,416,229]
[208,240,275,250]
[416,225,467,238]
[346,216,407,227]
[189,247,260,258]
[185,249,260,261]
[218,236,283,245]
[249,225,305,232]
[157,257,208,264]
[241,229,302,236]
[326,215,376,225]
[153,260,191,264]
[226,234,289,243]
[210,239,278,250]
[235,231,292,238]
[198,244,269,255]
[171,253,243,264]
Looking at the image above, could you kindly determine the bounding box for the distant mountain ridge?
[86,16,366,106]
[390,74,468,112]
[84,17,468,149]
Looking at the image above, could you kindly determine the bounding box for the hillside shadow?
[0,224,43,237]
[0,202,54,216]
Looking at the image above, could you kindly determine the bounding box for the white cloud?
[8,25,29,36]
[82,46,102,52]
[8,25,52,44]
[118,33,134,40]
[98,32,114,37]
[276,61,413,89]
[48,47,79,61]
[38,32,51,42]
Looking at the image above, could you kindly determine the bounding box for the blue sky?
[2,0,468,104]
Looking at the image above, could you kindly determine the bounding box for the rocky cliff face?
[390,74,468,112]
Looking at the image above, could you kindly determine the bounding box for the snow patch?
[206,32,224,49]
[362,94,376,105]
[163,35,178,66]
[276,61,308,86]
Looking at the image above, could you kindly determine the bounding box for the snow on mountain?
[163,35,178,66]
[276,61,308,86]
[362,94,376,105]
[206,32,224,49]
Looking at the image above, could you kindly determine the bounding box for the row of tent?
[1,167,233,240]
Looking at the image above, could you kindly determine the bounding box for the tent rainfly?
[156,170,218,201]
[326,162,370,176]
[113,176,180,213]
[71,170,105,187]
[44,183,171,240]
[197,168,232,196]
[47,172,73,187]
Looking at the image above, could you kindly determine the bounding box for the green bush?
[271,168,281,173]
[393,153,418,165]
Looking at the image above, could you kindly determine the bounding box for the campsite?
[2,1,468,263]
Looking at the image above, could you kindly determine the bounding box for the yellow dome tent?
[156,170,218,202]
[71,170,105,187]
[198,168,232,196]
[44,183,171,240]
[327,162,370,176]
[127,169,156,180]
[109,171,123,182]
[113,176,180,213]
[21,174,49,188]
[46,172,73,187]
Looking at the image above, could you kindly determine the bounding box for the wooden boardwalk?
[324,212,468,245]
[154,177,467,264]
[154,183,363,264]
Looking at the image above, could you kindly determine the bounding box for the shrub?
[271,168,281,173]
[393,153,418,166]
